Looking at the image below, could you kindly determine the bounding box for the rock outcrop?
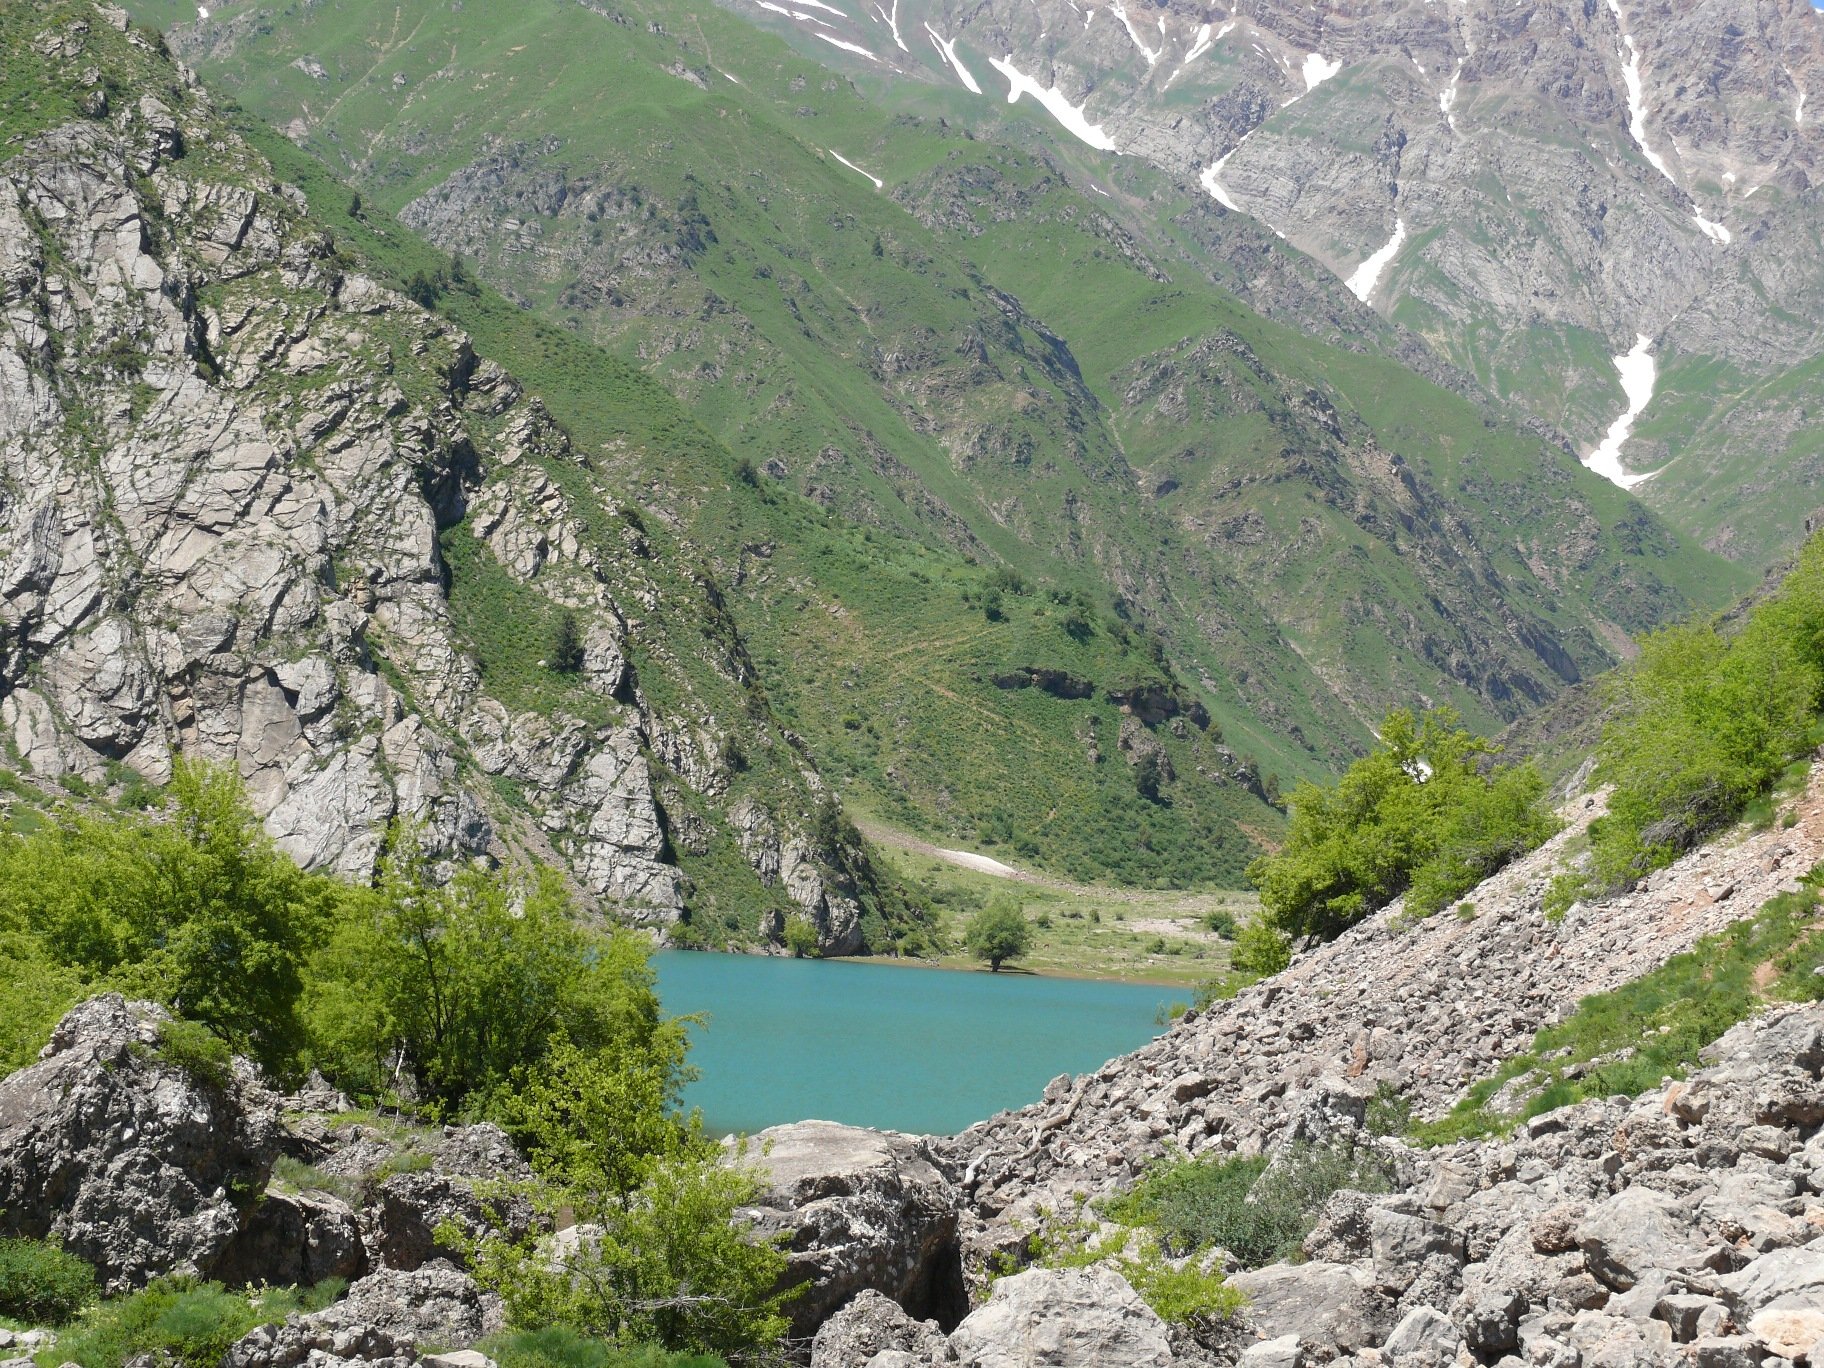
[0,4,875,951]
[738,1121,968,1340]
[0,995,279,1292]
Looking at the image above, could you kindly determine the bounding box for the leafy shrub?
[1247,709,1558,946]
[49,1278,343,1368]
[1587,537,1824,891]
[483,1327,726,1368]
[0,1237,96,1325]
[149,1017,234,1090]
[1111,1141,1394,1269]
[1228,921,1290,979]
[0,760,335,1080]
[781,915,819,959]
[1201,908,1239,940]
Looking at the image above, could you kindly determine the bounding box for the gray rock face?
[0,996,278,1292]
[216,1189,368,1289]
[739,1121,967,1339]
[945,1267,1179,1368]
[0,13,875,950]
[810,1289,956,1368]
[224,1262,503,1368]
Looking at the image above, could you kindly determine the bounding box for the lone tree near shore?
[965,898,1033,972]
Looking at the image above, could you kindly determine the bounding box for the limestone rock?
[810,1289,956,1367]
[946,1267,1178,1368]
[0,996,278,1292]
[738,1121,966,1339]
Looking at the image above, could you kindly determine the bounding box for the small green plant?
[1202,908,1239,940]
[0,1237,97,1325]
[550,612,586,674]
[482,1326,728,1367]
[48,1278,344,1368]
[1364,1081,1413,1138]
[149,1018,234,1091]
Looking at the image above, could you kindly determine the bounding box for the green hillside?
[122,0,1747,887]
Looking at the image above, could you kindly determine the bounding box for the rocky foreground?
[3,770,1822,1366]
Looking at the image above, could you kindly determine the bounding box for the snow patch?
[793,0,850,16]
[1693,211,1731,245]
[925,23,982,93]
[828,148,884,188]
[1111,1,1163,65]
[873,0,908,51]
[1440,61,1462,129]
[1166,20,1230,86]
[1199,133,1253,213]
[987,55,1119,151]
[1303,51,1342,90]
[815,31,879,59]
[1583,333,1659,490]
[197,4,209,16]
[1607,0,1676,185]
[1345,217,1407,301]
[936,847,1021,877]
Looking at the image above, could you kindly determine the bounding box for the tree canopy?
[965,898,1033,972]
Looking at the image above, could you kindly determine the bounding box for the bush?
[781,915,819,959]
[49,1278,343,1368]
[1247,709,1558,946]
[305,845,676,1118]
[149,1017,234,1090]
[0,1237,96,1325]
[484,1327,727,1368]
[0,760,336,1081]
[964,898,1033,972]
[1112,1141,1394,1269]
[471,1044,791,1362]
[550,612,586,674]
[1588,537,1824,891]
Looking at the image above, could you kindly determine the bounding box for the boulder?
[224,1261,502,1368]
[1574,1188,1711,1291]
[1717,1246,1824,1315]
[371,1171,533,1272]
[1228,1261,1388,1356]
[737,1122,965,1339]
[811,1289,955,1367]
[0,997,279,1291]
[946,1267,1176,1368]
[1381,1305,1463,1362]
[216,1189,368,1287]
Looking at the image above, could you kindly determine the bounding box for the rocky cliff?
[0,2,887,950]
[722,0,1824,564]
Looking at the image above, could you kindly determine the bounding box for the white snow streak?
[1799,88,1808,126]
[1165,20,1229,86]
[828,148,884,187]
[793,0,850,16]
[1584,334,1659,490]
[1345,217,1407,301]
[1607,0,1676,185]
[1111,1,1163,65]
[1693,211,1731,245]
[987,54,1119,151]
[1199,133,1252,213]
[872,0,908,51]
[815,31,879,59]
[1440,61,1462,129]
[1303,51,1342,90]
[924,23,982,93]
[197,4,209,16]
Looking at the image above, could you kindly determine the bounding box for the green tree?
[1247,709,1557,946]
[551,612,586,674]
[965,898,1033,972]
[306,845,668,1116]
[0,759,335,1078]
[781,915,819,959]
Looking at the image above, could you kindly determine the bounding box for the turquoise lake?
[653,951,1175,1136]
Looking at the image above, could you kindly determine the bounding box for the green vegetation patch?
[0,1238,97,1326]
